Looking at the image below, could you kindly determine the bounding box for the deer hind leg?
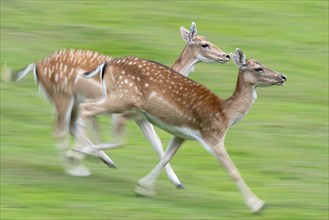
[136,119,183,188]
[70,97,106,148]
[135,136,185,197]
[52,95,91,176]
[53,95,74,152]
[205,142,265,213]
[74,96,129,168]
[68,96,79,138]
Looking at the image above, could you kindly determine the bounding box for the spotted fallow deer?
[15,22,230,179]
[76,49,287,213]
[111,22,230,141]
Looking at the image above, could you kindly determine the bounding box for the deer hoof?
[101,158,118,168]
[135,181,156,197]
[65,165,91,177]
[247,197,266,214]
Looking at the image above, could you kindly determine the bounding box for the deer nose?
[280,74,287,81]
[225,54,230,60]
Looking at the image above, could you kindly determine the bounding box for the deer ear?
[230,48,247,69]
[180,22,197,44]
[189,22,197,43]
[180,26,190,43]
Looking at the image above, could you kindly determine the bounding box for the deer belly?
[141,111,200,140]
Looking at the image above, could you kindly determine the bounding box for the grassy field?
[1,1,328,219]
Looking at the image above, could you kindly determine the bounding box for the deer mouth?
[217,58,230,64]
[276,81,286,86]
[217,55,230,64]
[274,79,287,86]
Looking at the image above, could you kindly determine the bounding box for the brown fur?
[103,57,229,143]
[35,49,110,97]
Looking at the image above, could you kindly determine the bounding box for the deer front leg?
[135,136,185,197]
[209,142,265,213]
[136,119,183,188]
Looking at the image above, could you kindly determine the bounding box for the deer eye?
[254,67,264,72]
[201,43,209,48]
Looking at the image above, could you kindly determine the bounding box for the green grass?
[1,0,328,219]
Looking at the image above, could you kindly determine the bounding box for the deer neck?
[171,45,198,77]
[224,70,257,127]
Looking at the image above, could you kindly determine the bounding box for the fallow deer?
[111,22,230,139]
[15,23,230,181]
[76,48,287,212]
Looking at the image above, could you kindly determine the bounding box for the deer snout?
[276,73,287,85]
[280,74,287,82]
[219,54,230,63]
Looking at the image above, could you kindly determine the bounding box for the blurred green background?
[1,1,328,219]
